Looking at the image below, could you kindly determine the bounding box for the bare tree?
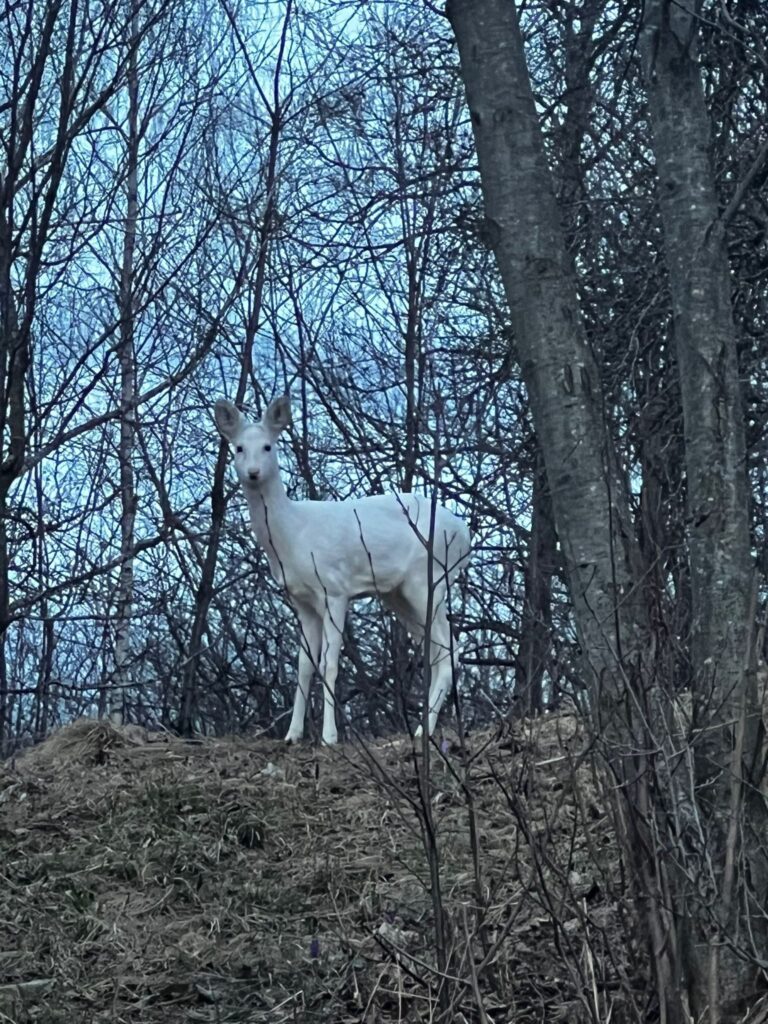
[110,1,141,721]
[178,0,294,735]
[447,0,646,719]
[0,0,141,746]
[448,0,768,1018]
[639,0,767,1012]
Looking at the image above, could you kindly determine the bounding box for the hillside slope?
[0,716,643,1023]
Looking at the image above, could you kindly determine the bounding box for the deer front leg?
[286,604,322,743]
[415,610,455,739]
[319,596,348,745]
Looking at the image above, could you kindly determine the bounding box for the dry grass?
[0,714,645,1023]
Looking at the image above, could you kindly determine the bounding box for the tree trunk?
[112,3,140,723]
[0,210,18,749]
[446,3,686,1020]
[640,1,767,1014]
[446,0,646,720]
[515,449,555,715]
[0,195,25,749]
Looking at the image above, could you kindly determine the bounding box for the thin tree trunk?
[0,200,24,750]
[34,617,55,741]
[0,209,17,749]
[32,443,54,740]
[640,1,767,1014]
[112,3,140,723]
[515,449,555,715]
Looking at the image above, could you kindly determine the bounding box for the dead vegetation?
[0,715,647,1023]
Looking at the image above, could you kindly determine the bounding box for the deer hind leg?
[286,602,322,743]
[396,580,456,737]
[319,595,348,745]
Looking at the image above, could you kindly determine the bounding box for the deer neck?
[243,472,295,574]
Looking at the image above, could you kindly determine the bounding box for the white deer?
[214,396,471,745]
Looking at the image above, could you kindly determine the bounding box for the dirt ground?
[0,715,646,1023]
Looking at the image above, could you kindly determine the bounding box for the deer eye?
[264,444,271,452]
[235,445,243,453]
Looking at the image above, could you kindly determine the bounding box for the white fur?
[214,396,471,745]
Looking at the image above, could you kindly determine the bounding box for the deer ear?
[263,395,292,435]
[214,400,242,441]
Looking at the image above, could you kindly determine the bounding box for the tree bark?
[640,1,767,1014]
[446,0,646,723]
[112,2,141,723]
[0,209,19,749]
[446,3,687,1020]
